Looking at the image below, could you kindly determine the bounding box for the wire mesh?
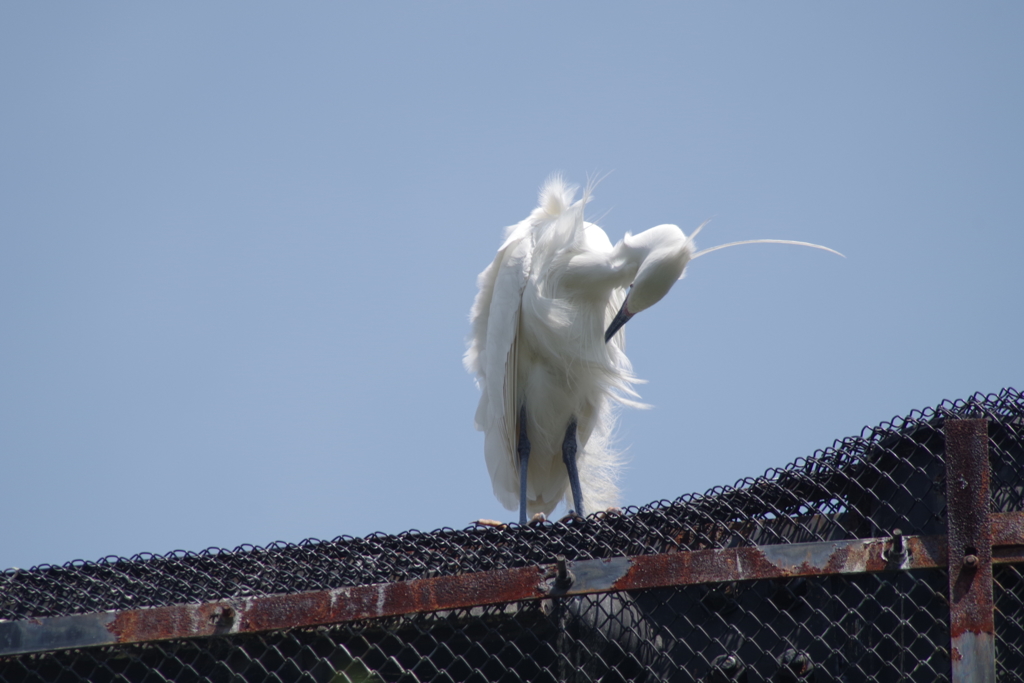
[1,387,1022,681]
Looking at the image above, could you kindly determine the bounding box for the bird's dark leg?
[517,405,531,526]
[562,418,585,518]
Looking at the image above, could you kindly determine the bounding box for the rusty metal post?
[945,418,994,682]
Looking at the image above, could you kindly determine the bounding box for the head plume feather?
[533,175,577,221]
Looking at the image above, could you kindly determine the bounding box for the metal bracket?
[884,528,910,568]
[540,555,577,595]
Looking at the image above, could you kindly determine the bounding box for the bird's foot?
[557,510,585,525]
[474,519,508,529]
[527,513,547,526]
[594,507,623,520]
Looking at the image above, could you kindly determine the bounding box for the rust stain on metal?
[821,541,854,574]
[240,591,333,633]
[240,565,546,634]
[103,566,548,645]
[612,537,881,592]
[992,512,1024,564]
[945,418,996,683]
[945,418,995,642]
[108,601,230,643]
[993,511,1024,543]
[744,546,804,580]
[907,534,948,568]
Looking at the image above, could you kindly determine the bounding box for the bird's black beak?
[604,298,634,343]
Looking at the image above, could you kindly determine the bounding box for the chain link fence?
[2,388,1022,682]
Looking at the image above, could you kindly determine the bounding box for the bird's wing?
[464,220,533,383]
[484,234,533,478]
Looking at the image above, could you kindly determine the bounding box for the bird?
[465,177,840,525]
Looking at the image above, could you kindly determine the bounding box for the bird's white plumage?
[466,178,675,518]
[466,178,839,521]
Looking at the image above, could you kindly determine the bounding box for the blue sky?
[2,3,1021,570]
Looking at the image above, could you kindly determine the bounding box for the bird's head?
[625,225,694,313]
[605,225,694,342]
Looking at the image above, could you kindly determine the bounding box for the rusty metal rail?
[3,511,1023,658]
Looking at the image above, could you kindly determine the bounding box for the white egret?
[465,178,840,525]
